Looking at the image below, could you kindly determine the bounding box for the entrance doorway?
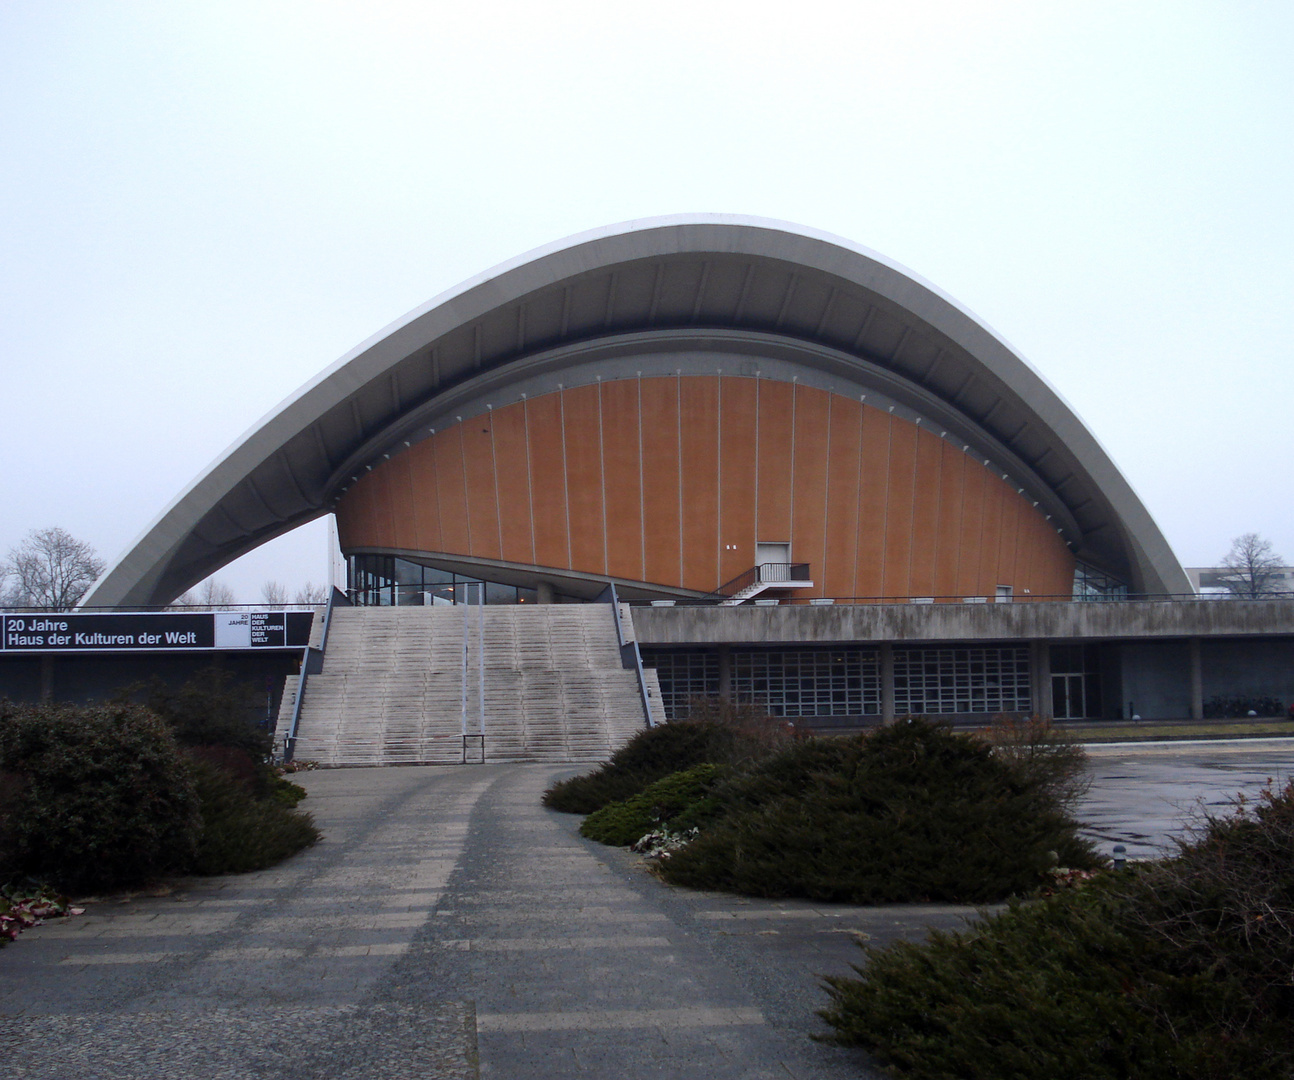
[756,543,791,581]
[1050,644,1103,719]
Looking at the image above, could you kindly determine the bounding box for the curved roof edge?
[83,214,1190,607]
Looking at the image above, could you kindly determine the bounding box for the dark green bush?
[818,780,1294,1080]
[580,763,728,845]
[0,701,200,892]
[659,719,1098,903]
[188,760,319,875]
[544,699,789,813]
[129,668,272,757]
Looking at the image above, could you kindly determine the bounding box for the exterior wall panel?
[600,379,645,581]
[335,375,1076,599]
[755,379,793,545]
[882,419,918,597]
[462,420,501,561]
[790,386,831,594]
[822,396,862,598]
[491,406,533,565]
[639,378,683,586]
[525,394,570,570]
[408,439,442,554]
[718,377,758,586]
[679,377,721,591]
[933,440,965,598]
[562,385,606,575]
[908,428,943,597]
[854,408,891,598]
[435,428,473,556]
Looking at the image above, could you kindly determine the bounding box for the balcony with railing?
[713,562,814,605]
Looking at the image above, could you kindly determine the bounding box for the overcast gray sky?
[3,1,1291,602]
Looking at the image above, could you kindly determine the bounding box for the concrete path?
[1,764,977,1080]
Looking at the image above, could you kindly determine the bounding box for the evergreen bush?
[659,719,1098,903]
[131,668,272,757]
[0,701,200,892]
[818,780,1294,1080]
[544,699,788,814]
[188,760,319,875]
[580,763,728,845]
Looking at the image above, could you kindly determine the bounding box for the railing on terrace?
[0,603,328,614]
[628,592,1293,608]
[712,563,812,597]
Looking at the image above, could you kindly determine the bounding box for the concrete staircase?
[289,605,649,766]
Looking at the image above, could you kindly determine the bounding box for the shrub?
[659,719,1098,903]
[128,668,272,757]
[580,763,729,845]
[818,780,1294,1080]
[0,701,201,892]
[978,714,1091,810]
[544,699,789,814]
[188,760,319,875]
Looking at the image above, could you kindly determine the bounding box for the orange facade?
[335,376,1076,598]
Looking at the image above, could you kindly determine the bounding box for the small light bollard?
[1112,844,1127,870]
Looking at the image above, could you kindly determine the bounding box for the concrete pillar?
[39,654,54,704]
[1030,640,1052,719]
[717,646,731,701]
[536,581,554,605]
[879,642,895,723]
[1189,637,1204,720]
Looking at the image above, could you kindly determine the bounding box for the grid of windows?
[732,650,880,717]
[893,646,1032,715]
[645,652,720,720]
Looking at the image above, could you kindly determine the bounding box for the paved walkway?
[2,764,976,1079]
[7,741,1291,1078]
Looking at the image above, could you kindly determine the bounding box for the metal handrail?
[282,593,335,762]
[712,562,812,597]
[627,592,1294,607]
[597,583,658,728]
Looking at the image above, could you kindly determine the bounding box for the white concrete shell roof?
[85,215,1190,607]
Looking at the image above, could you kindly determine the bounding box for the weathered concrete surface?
[632,598,1294,645]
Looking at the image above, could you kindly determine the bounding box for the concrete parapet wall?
[631,599,1294,646]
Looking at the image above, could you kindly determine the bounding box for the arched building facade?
[85,216,1189,610]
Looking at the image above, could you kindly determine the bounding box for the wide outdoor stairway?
[290,605,649,766]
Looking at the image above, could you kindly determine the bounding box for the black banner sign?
[0,611,313,653]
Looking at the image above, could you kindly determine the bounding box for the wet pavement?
[1080,738,1294,859]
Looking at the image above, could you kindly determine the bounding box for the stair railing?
[281,588,339,763]
[597,583,658,727]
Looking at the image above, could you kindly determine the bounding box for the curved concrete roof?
[85,215,1190,607]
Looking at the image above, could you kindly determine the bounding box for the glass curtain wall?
[347,554,539,606]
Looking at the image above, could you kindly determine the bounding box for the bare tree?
[3,527,106,610]
[261,580,290,606]
[196,578,238,608]
[293,582,328,605]
[1217,533,1285,598]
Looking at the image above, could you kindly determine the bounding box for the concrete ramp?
[291,605,647,766]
